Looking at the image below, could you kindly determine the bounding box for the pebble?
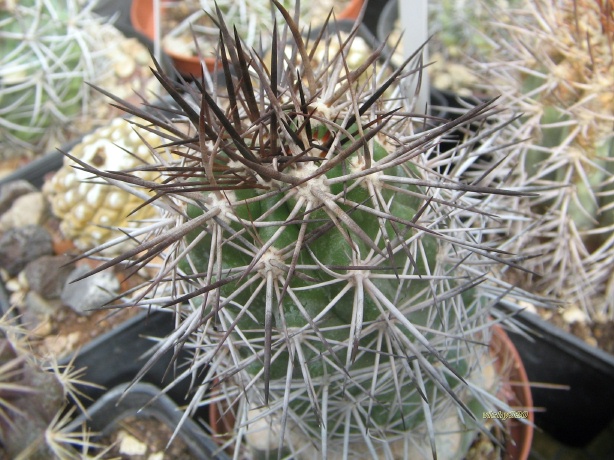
[516,300,537,315]
[0,225,54,276]
[0,180,37,215]
[562,306,588,324]
[43,331,81,358]
[24,290,64,317]
[0,191,48,231]
[24,254,75,299]
[61,265,120,315]
[117,431,147,456]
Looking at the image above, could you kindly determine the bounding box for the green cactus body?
[179,134,484,454]
[1,0,159,159]
[0,1,91,149]
[72,3,526,458]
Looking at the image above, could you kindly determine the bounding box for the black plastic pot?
[68,382,230,460]
[375,0,399,49]
[497,304,614,447]
[59,310,198,405]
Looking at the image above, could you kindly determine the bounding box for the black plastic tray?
[498,305,614,447]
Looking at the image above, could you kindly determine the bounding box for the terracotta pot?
[208,380,235,447]
[490,325,534,460]
[130,0,365,77]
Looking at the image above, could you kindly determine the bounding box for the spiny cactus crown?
[72,2,528,458]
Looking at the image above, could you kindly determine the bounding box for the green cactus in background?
[0,0,158,159]
[469,0,614,319]
[429,0,521,58]
[71,3,530,458]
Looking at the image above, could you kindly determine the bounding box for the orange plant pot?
[491,325,534,460]
[130,0,365,77]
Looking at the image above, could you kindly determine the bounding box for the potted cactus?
[130,0,366,76]
[0,0,163,164]
[0,310,109,458]
[59,2,536,458]
[0,0,179,362]
[470,0,614,322]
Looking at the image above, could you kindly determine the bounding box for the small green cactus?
[0,0,160,159]
[469,0,614,319]
[74,3,529,458]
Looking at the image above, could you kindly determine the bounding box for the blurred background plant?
[131,0,364,76]
[0,310,107,459]
[0,0,160,163]
[379,0,522,97]
[464,0,614,322]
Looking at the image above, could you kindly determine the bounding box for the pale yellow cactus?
[44,117,167,253]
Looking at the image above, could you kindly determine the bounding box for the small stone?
[24,255,75,299]
[0,225,54,276]
[117,430,147,456]
[562,306,588,324]
[61,266,120,315]
[114,54,135,78]
[4,274,26,293]
[585,336,598,348]
[25,291,64,316]
[42,331,81,357]
[0,180,37,215]
[517,300,537,314]
[31,316,54,336]
[0,192,48,231]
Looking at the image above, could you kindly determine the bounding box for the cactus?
[0,0,160,159]
[73,3,529,458]
[469,0,614,319]
[163,0,286,53]
[43,116,169,254]
[0,311,106,459]
[159,0,354,61]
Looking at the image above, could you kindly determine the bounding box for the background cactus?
[0,311,105,459]
[467,0,614,319]
[0,0,160,160]
[43,116,169,254]
[156,0,360,67]
[72,3,530,458]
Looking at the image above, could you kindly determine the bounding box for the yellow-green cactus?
[44,117,167,253]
